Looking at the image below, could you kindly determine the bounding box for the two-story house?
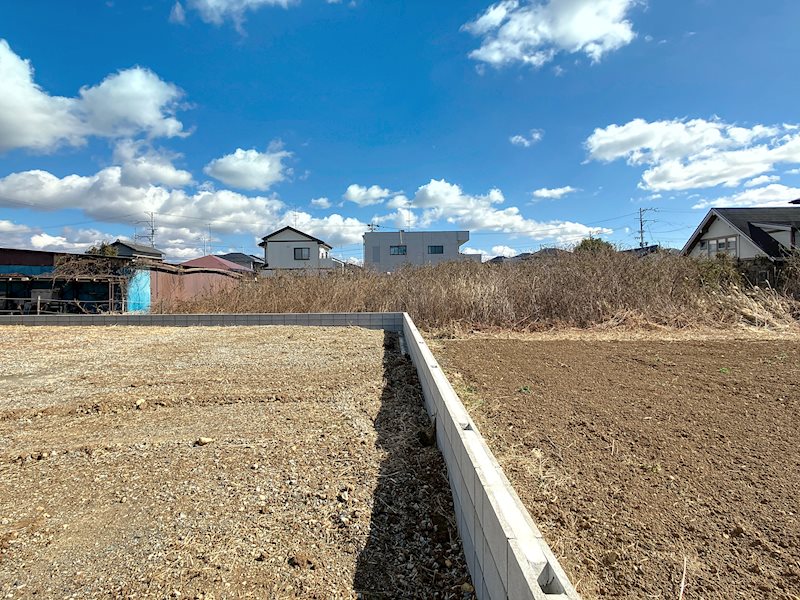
[682,206,800,282]
[258,226,344,275]
[363,230,482,272]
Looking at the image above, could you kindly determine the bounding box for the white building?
[363,230,482,272]
[258,226,345,275]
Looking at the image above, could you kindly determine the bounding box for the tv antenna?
[134,211,157,247]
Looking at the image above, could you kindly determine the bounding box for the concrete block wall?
[402,314,580,600]
[0,312,404,331]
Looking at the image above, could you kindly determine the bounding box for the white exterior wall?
[688,217,763,259]
[768,229,792,248]
[261,229,335,272]
[363,231,482,272]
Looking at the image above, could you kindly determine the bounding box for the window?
[701,236,737,257]
[427,245,444,254]
[390,245,407,255]
[294,247,310,260]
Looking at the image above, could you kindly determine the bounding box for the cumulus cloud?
[0,163,369,253]
[692,184,800,210]
[343,184,391,206]
[373,207,418,230]
[491,244,519,257]
[114,140,194,188]
[510,129,543,147]
[185,0,295,28]
[532,185,578,199]
[412,179,610,242]
[586,117,800,191]
[0,39,186,153]
[203,144,292,191]
[463,0,638,68]
[310,197,331,209]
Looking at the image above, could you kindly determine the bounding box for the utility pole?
[638,208,656,248]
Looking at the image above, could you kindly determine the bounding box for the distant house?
[178,255,254,273]
[682,207,800,282]
[217,252,265,272]
[110,239,164,261]
[488,247,569,264]
[258,226,344,274]
[363,230,482,272]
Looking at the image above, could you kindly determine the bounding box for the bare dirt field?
[0,326,470,599]
[432,330,800,600]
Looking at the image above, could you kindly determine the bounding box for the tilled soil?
[433,332,800,600]
[0,326,471,599]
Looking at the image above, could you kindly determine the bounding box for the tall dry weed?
[161,252,800,331]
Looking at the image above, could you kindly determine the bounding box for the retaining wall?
[0,311,579,599]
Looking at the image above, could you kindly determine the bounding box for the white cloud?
[310,197,331,209]
[169,2,187,23]
[509,129,543,147]
[463,0,638,68]
[412,179,610,243]
[343,184,391,206]
[586,117,800,191]
[491,244,518,257]
[373,207,418,230]
[0,39,186,153]
[786,168,800,175]
[114,140,193,188]
[0,166,286,236]
[532,185,578,199]
[203,144,292,191]
[692,184,800,210]
[0,220,31,235]
[385,194,411,209]
[0,163,369,251]
[186,0,295,28]
[744,174,779,188]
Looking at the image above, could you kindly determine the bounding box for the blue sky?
[1,0,800,262]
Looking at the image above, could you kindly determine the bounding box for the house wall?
[768,230,792,248]
[363,231,482,272]
[262,230,338,272]
[688,217,763,259]
[150,270,240,311]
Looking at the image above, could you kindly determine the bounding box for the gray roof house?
[682,207,800,262]
[217,252,265,271]
[110,239,165,261]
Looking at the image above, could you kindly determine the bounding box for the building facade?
[363,230,482,272]
[258,226,344,275]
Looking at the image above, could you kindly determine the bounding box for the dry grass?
[162,252,800,331]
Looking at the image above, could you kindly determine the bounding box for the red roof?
[178,255,253,272]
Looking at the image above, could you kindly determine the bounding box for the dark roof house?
[682,207,800,261]
[110,240,165,261]
[217,252,265,271]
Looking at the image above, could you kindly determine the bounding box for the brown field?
[0,326,470,599]
[432,330,800,600]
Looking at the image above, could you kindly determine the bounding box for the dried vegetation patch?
[0,326,470,599]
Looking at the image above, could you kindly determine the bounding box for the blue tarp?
[127,269,151,312]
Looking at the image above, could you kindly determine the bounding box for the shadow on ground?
[353,331,472,599]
